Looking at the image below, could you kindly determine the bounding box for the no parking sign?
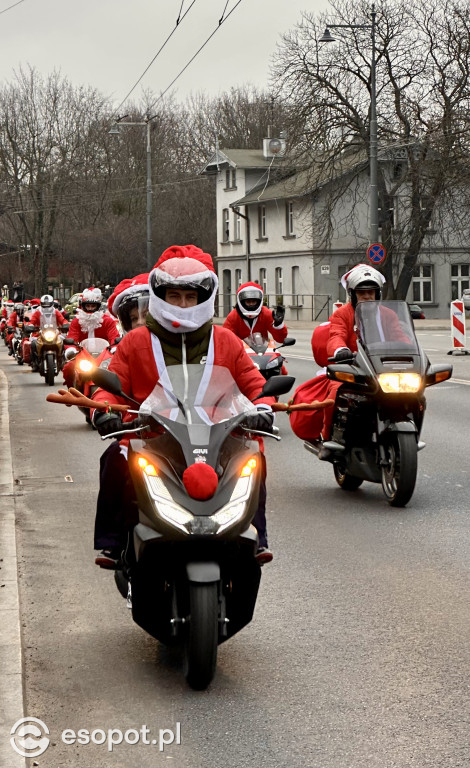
[367,243,386,265]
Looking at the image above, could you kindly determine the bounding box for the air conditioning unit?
[263,137,286,159]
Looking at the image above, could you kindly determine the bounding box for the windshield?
[39,308,57,330]
[243,332,272,354]
[81,337,109,356]
[355,301,418,355]
[141,364,255,426]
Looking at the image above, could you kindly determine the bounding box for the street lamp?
[320,3,379,245]
[109,117,153,270]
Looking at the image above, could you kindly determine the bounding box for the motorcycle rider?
[63,287,119,387]
[29,295,67,372]
[91,245,276,568]
[6,303,24,356]
[223,281,288,345]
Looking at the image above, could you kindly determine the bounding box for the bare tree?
[271,0,470,298]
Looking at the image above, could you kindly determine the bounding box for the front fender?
[379,420,417,435]
[186,561,220,584]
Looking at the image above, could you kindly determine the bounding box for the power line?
[147,0,244,117]
[112,0,198,119]
[0,0,26,15]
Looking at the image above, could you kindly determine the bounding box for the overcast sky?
[1,0,329,108]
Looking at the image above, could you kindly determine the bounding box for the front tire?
[333,463,363,491]
[45,352,55,386]
[381,432,417,507]
[184,582,218,690]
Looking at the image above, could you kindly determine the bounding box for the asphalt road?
[3,330,470,768]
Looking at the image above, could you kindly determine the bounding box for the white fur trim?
[77,309,104,334]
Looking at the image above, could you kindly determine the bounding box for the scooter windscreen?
[355,301,419,358]
[243,332,270,354]
[139,364,259,466]
[80,337,110,356]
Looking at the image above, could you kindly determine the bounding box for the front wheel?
[333,464,363,491]
[45,352,55,386]
[184,582,219,690]
[381,432,417,507]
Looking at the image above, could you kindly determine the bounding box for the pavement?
[0,315,453,767]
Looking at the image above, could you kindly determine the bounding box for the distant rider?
[223,282,288,345]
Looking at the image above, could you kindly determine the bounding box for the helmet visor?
[118,293,149,332]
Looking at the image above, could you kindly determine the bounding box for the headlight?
[378,372,422,393]
[78,359,94,373]
[43,330,56,342]
[140,462,193,534]
[266,357,281,370]
[210,474,253,534]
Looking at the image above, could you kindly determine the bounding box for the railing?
[214,293,333,323]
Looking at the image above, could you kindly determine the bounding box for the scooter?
[303,301,452,506]
[53,365,294,689]
[243,332,296,379]
[62,337,117,424]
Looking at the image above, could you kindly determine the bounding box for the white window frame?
[412,264,433,303]
[235,269,242,289]
[451,263,470,301]
[233,210,242,241]
[275,267,283,296]
[259,268,267,294]
[258,205,267,239]
[286,201,294,236]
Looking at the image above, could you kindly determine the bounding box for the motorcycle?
[85,364,294,689]
[35,311,65,386]
[63,337,117,424]
[243,332,296,379]
[303,300,452,507]
[13,323,25,364]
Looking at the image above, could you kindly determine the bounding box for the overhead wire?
[111,0,198,120]
[147,0,244,117]
[0,0,26,15]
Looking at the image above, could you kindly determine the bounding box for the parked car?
[461,288,470,310]
[64,292,83,317]
[408,303,426,319]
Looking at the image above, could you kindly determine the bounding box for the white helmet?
[236,283,264,320]
[81,287,102,314]
[341,264,385,307]
[40,294,54,308]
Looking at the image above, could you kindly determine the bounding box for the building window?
[451,264,470,301]
[235,269,242,289]
[286,202,294,236]
[379,197,397,229]
[420,196,433,229]
[258,205,267,239]
[233,210,242,241]
[275,267,283,297]
[259,268,267,294]
[292,266,301,306]
[412,264,433,303]
[225,168,236,189]
[222,208,230,243]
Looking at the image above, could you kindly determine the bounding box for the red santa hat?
[148,244,218,334]
[108,273,149,317]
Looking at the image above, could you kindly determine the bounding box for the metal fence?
[214,293,333,323]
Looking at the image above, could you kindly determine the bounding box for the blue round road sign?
[367,242,386,264]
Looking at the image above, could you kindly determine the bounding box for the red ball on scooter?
[183,463,218,500]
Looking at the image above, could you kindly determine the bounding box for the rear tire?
[381,432,417,507]
[184,582,218,690]
[333,463,363,490]
[45,353,55,386]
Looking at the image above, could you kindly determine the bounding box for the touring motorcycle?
[243,332,296,379]
[304,301,452,506]
[35,311,66,386]
[84,364,294,690]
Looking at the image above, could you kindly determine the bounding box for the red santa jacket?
[223,306,288,344]
[67,313,118,344]
[29,308,67,328]
[326,302,409,358]
[92,324,274,417]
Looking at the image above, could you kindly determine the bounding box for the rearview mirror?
[280,337,296,347]
[91,368,123,396]
[253,375,295,401]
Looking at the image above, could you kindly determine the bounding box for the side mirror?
[64,348,78,362]
[280,337,296,347]
[63,338,76,346]
[91,368,123,396]
[253,375,295,400]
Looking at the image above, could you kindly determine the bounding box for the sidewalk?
[0,369,25,767]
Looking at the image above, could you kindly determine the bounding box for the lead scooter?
[90,364,294,690]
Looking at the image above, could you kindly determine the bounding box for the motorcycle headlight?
[378,372,422,393]
[140,459,193,534]
[78,359,94,373]
[210,469,254,535]
[266,357,281,370]
[43,330,57,342]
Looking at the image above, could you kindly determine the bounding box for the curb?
[0,368,26,768]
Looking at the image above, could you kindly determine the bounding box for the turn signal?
[137,456,158,476]
[240,458,257,477]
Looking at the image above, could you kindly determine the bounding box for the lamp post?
[320,3,378,245]
[109,117,153,270]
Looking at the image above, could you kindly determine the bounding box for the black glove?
[243,409,274,433]
[94,411,123,436]
[334,347,354,362]
[272,305,285,326]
